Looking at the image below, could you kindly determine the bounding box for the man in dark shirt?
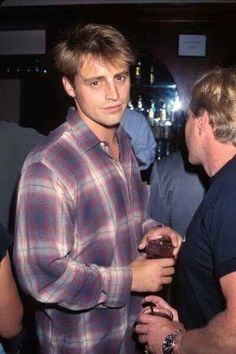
[135,67,236,353]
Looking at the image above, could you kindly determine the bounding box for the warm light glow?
[172,95,181,112]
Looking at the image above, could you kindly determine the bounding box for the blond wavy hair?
[190,67,236,146]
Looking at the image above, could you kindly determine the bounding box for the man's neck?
[203,143,236,177]
[78,112,120,160]
[77,112,118,144]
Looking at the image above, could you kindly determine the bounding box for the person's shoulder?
[155,151,184,170]
[0,120,39,134]
[0,120,17,129]
[122,109,146,126]
[24,121,73,167]
[0,119,44,143]
[0,120,22,137]
[151,151,187,183]
[210,155,236,196]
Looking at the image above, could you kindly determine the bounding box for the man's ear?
[62,76,75,98]
[198,110,210,135]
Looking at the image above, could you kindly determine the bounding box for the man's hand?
[130,255,175,292]
[144,295,179,321]
[139,226,183,258]
[135,312,185,354]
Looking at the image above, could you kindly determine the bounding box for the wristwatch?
[162,329,183,353]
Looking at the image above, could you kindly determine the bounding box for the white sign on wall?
[178,34,207,57]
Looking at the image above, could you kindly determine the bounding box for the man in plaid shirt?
[14,24,182,353]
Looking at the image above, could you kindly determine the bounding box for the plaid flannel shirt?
[14,108,157,354]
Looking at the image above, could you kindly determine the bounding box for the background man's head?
[189,67,236,147]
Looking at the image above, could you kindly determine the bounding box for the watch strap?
[162,329,183,354]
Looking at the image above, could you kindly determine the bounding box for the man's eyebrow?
[116,70,129,76]
[81,70,129,83]
[82,75,104,83]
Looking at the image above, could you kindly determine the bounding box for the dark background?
[0,2,235,133]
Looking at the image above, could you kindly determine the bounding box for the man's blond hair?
[190,67,236,146]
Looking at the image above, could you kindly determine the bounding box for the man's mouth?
[103,104,123,113]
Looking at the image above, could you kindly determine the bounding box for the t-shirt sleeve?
[0,224,13,261]
[210,190,236,279]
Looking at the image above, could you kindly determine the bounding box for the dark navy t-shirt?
[178,155,236,329]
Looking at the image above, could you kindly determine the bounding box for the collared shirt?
[14,107,155,353]
[121,109,157,170]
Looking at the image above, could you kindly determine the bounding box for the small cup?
[141,304,173,321]
[146,235,174,259]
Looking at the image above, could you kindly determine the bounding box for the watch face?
[162,334,174,353]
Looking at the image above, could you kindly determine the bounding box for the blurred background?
[0,0,235,157]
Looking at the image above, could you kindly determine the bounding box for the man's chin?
[106,114,124,127]
[102,122,120,129]
[188,155,200,166]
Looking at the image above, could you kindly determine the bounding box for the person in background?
[148,149,207,236]
[14,23,182,354]
[0,121,44,353]
[0,224,23,354]
[135,67,236,353]
[0,120,44,232]
[121,108,157,171]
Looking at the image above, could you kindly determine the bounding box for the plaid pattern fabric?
[14,108,154,353]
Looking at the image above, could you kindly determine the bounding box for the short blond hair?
[190,67,236,146]
[53,23,136,83]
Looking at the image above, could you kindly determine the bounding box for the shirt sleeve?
[121,110,157,170]
[14,162,132,312]
[132,117,157,170]
[211,189,236,280]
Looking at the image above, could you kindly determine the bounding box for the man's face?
[185,107,202,165]
[63,56,130,132]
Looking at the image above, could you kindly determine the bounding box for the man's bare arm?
[136,272,236,354]
[179,271,236,353]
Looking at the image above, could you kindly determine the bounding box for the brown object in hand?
[141,303,174,321]
[146,235,174,259]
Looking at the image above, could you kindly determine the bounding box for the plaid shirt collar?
[66,106,132,158]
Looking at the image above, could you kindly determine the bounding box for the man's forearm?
[179,311,236,354]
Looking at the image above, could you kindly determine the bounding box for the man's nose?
[105,82,119,100]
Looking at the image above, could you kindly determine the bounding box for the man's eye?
[90,80,100,87]
[116,75,125,81]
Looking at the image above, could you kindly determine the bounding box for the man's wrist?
[172,329,185,354]
[162,328,185,354]
[142,219,163,235]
